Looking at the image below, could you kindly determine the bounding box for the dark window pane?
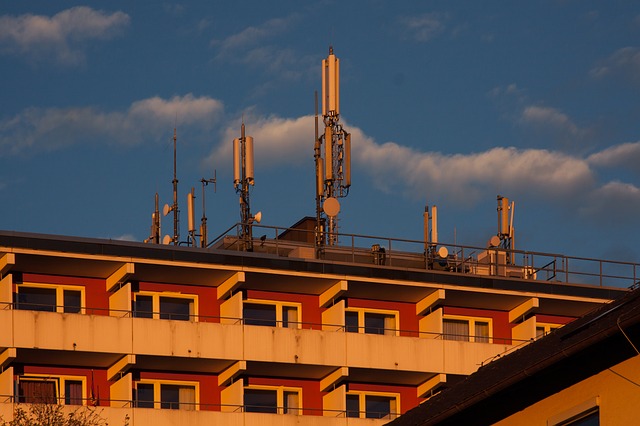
[18,379,57,404]
[133,295,153,318]
[244,389,277,413]
[135,383,154,408]
[63,290,82,313]
[346,394,360,418]
[65,380,83,405]
[243,304,277,327]
[160,297,191,321]
[364,313,386,335]
[345,311,359,333]
[160,384,180,409]
[365,395,392,419]
[565,409,599,426]
[16,287,56,312]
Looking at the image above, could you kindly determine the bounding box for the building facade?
[0,226,631,425]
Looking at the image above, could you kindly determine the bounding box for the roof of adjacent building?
[387,283,640,426]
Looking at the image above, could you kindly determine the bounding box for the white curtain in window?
[179,386,196,411]
[474,321,490,343]
[443,319,469,341]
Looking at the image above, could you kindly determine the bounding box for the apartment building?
[0,223,632,425]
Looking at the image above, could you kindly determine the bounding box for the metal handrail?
[208,222,640,288]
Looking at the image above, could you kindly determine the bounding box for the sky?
[1,1,639,265]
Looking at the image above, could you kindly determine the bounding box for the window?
[549,398,600,426]
[443,315,492,343]
[133,292,197,321]
[536,323,562,338]
[243,300,300,328]
[17,375,85,405]
[134,381,197,410]
[345,308,398,336]
[346,392,398,419]
[244,386,301,415]
[15,284,83,313]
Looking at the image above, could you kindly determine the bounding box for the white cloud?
[0,94,224,156]
[0,6,130,65]
[587,141,640,173]
[590,47,640,84]
[580,181,640,224]
[206,114,314,169]
[212,15,298,57]
[521,106,580,136]
[396,13,446,42]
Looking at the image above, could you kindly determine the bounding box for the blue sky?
[1,1,639,264]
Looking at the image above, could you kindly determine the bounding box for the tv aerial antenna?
[315,46,351,247]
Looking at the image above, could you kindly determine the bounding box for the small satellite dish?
[437,246,449,258]
[488,235,501,248]
[323,197,340,217]
[162,235,172,245]
[163,204,171,217]
[254,211,262,223]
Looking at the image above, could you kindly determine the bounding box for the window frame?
[243,299,302,329]
[443,314,493,343]
[17,374,87,406]
[243,385,302,415]
[536,322,562,338]
[345,390,400,419]
[133,291,198,322]
[134,379,199,410]
[344,307,399,336]
[15,283,85,314]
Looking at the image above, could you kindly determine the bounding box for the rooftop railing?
[209,222,640,288]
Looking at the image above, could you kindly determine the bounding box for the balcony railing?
[209,222,640,288]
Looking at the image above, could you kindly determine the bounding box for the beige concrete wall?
[131,319,243,360]
[0,403,389,426]
[495,355,640,425]
[11,310,133,354]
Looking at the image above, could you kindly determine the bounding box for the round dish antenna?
[323,197,341,217]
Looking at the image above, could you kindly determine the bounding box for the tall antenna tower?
[315,46,351,246]
[157,127,180,245]
[233,121,261,251]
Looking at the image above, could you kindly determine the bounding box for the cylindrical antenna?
[187,188,196,234]
[344,132,351,187]
[324,126,333,183]
[172,127,179,245]
[233,138,241,185]
[431,205,438,244]
[245,136,254,184]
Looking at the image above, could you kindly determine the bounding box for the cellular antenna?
[162,128,180,245]
[316,46,351,247]
[233,121,260,251]
[144,193,161,244]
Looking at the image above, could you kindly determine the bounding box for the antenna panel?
[317,158,325,196]
[163,204,171,217]
[245,136,254,184]
[233,138,241,184]
[500,197,510,236]
[187,191,196,232]
[324,126,333,180]
[162,235,172,245]
[323,197,340,217]
[344,132,351,187]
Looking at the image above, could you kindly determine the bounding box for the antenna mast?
[233,121,260,251]
[171,128,179,245]
[200,173,216,248]
[316,46,351,247]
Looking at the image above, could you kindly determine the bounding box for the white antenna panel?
[245,136,254,184]
[233,138,241,184]
[316,158,325,195]
[344,133,351,187]
[324,126,333,179]
[500,197,510,236]
[323,197,340,217]
[431,205,438,244]
[321,50,340,116]
[163,203,171,217]
[187,191,196,232]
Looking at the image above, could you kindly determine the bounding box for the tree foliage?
[1,404,129,426]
